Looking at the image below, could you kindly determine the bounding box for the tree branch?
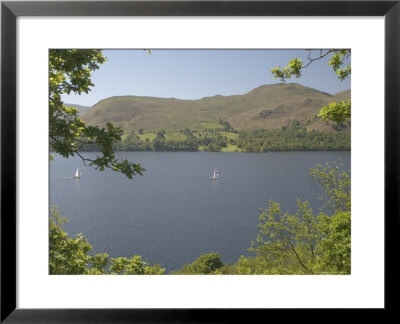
[303,49,334,69]
[281,230,313,274]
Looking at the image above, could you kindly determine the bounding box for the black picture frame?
[1,0,399,322]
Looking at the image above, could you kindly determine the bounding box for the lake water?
[50,151,350,273]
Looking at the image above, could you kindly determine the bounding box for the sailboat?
[210,169,219,180]
[74,168,82,178]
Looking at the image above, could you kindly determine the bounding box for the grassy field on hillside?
[137,133,157,141]
[221,144,240,152]
[123,131,190,143]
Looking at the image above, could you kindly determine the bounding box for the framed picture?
[1,0,398,321]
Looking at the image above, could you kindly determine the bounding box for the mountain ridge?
[81,83,350,132]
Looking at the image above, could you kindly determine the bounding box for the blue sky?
[62,49,350,107]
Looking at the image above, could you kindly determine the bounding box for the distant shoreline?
[50,149,351,154]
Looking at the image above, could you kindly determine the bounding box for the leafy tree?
[90,253,110,274]
[318,100,351,124]
[152,135,167,151]
[49,207,100,275]
[156,129,166,138]
[309,159,351,212]
[172,253,224,274]
[49,49,144,179]
[109,256,164,275]
[219,118,232,131]
[248,199,323,274]
[205,143,222,152]
[270,49,351,124]
[318,211,351,273]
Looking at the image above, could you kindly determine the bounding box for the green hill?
[81,83,350,133]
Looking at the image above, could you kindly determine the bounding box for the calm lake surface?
[50,151,350,273]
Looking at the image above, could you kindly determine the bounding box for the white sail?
[74,168,80,178]
[210,169,218,180]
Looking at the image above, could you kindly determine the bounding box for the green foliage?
[49,49,144,179]
[89,125,350,153]
[90,253,110,274]
[49,207,165,275]
[219,118,232,131]
[109,256,164,275]
[172,253,224,274]
[270,57,303,82]
[318,100,351,123]
[234,256,254,274]
[49,207,95,274]
[270,49,351,124]
[248,199,323,274]
[205,143,222,152]
[119,134,152,151]
[236,125,350,152]
[319,211,351,273]
[328,50,351,81]
[309,159,351,212]
[229,255,277,275]
[156,129,166,139]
